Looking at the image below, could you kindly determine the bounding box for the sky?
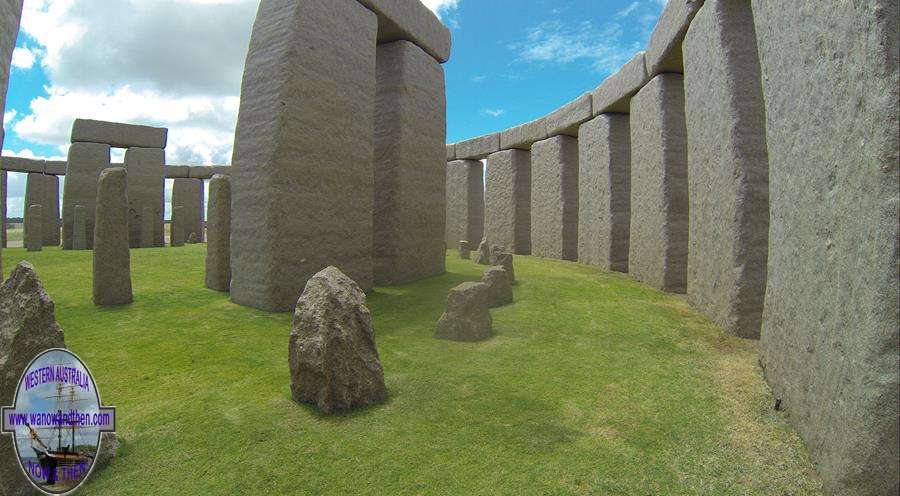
[2,0,665,217]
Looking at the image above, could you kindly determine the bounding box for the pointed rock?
[475,238,490,265]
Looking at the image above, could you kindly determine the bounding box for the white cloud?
[510,20,640,74]
[482,108,505,118]
[616,2,641,18]
[11,46,37,70]
[3,110,16,126]
[422,0,459,18]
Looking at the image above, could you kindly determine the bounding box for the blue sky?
[2,0,664,217]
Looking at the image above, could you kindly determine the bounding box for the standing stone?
[578,114,631,272]
[629,74,688,293]
[171,206,185,247]
[288,266,386,413]
[474,238,490,265]
[445,159,484,248]
[93,168,132,306]
[684,0,769,339]
[753,1,899,494]
[0,261,65,496]
[482,266,512,308]
[25,173,60,247]
[434,282,492,342]
[73,205,88,250]
[531,135,579,261]
[124,147,165,248]
[24,204,42,252]
[1,171,6,249]
[205,174,231,292]
[171,178,203,244]
[187,232,198,244]
[63,142,111,250]
[140,206,154,248]
[373,40,446,285]
[492,251,516,284]
[485,149,532,255]
[231,0,377,312]
[458,240,470,260]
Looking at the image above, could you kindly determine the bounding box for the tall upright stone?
[25,173,60,247]
[205,174,231,292]
[578,114,631,272]
[24,204,42,252]
[684,0,769,339]
[93,167,132,306]
[171,178,204,244]
[72,205,88,250]
[140,206,154,248]
[485,149,531,255]
[445,159,484,249]
[124,147,165,248]
[373,40,446,285]
[63,142,111,250]
[752,1,899,494]
[231,0,377,311]
[1,171,6,248]
[170,206,185,247]
[0,0,22,145]
[531,135,578,261]
[629,74,688,293]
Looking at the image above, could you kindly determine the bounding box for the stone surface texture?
[0,261,65,496]
[24,204,42,252]
[374,40,446,285]
[124,147,165,248]
[70,118,167,149]
[752,1,899,494]
[356,0,451,63]
[72,205,87,250]
[474,238,490,265]
[205,174,232,292]
[63,142,111,250]
[628,74,688,293]
[230,0,376,312]
[456,133,500,160]
[531,135,579,261]
[684,0,768,339]
[485,150,532,255]
[171,178,204,244]
[645,0,704,76]
[288,266,387,413]
[170,206,185,247]
[499,118,548,150]
[444,159,484,247]
[93,168,132,306]
[140,207,154,248]
[482,266,512,308]
[591,52,650,115]
[492,251,515,283]
[1,171,6,248]
[25,173,60,247]
[578,113,631,272]
[434,282,492,342]
[545,93,593,137]
[445,143,456,161]
[458,240,470,259]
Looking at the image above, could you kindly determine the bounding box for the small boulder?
[492,252,516,284]
[94,432,120,471]
[459,240,470,260]
[435,282,492,341]
[475,239,491,265]
[187,232,198,244]
[289,266,386,413]
[482,267,513,308]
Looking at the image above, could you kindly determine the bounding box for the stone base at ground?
[475,238,490,265]
[289,266,386,413]
[435,282,492,341]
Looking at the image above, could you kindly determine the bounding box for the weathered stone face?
[500,118,547,151]
[93,167,132,307]
[171,178,204,244]
[124,147,165,248]
[140,206,154,248]
[170,206,185,247]
[231,0,376,312]
[591,53,649,115]
[63,142,111,250]
[545,93,593,137]
[1,171,7,249]
[482,267,512,308]
[629,74,688,293]
[373,40,446,286]
[485,149,532,255]
[492,252,516,284]
[684,0,768,339]
[445,159,484,247]
[645,0,704,76]
[0,261,65,496]
[25,173,60,247]
[24,204,43,252]
[72,205,88,250]
[474,238,490,265]
[456,134,499,160]
[205,174,231,292]
[753,0,899,493]
[531,135,579,261]
[434,281,492,342]
[458,240,470,260]
[289,266,386,413]
[71,119,167,149]
[578,114,631,272]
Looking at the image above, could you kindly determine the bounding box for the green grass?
[1,246,825,495]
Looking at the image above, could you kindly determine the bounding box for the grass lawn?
[1,245,825,495]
